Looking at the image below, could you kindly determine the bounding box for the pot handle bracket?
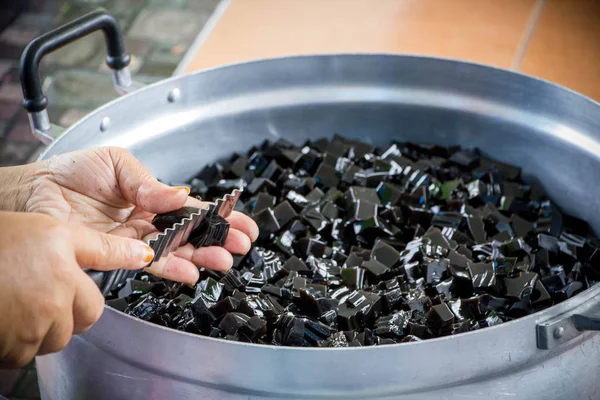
[19,10,135,145]
[536,290,600,349]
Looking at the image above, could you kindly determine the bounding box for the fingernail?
[142,244,155,263]
[172,185,190,195]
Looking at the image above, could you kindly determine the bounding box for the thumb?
[70,223,155,271]
[108,147,189,213]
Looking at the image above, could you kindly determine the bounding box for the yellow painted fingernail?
[173,186,190,195]
[143,245,155,263]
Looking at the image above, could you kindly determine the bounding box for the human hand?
[17,147,258,285]
[0,211,155,368]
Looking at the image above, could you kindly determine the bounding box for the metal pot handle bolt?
[537,294,600,349]
[19,10,134,144]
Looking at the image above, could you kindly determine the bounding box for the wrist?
[0,163,40,212]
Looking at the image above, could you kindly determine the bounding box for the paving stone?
[7,124,39,144]
[147,0,221,10]
[124,38,152,57]
[0,26,41,47]
[11,111,29,130]
[2,66,22,84]
[0,83,23,103]
[128,9,208,43]
[26,0,64,13]
[108,1,145,31]
[51,0,138,49]
[53,0,111,23]
[0,122,7,139]
[44,69,121,109]
[186,0,222,12]
[44,69,159,110]
[147,0,221,12]
[0,141,40,166]
[137,43,188,76]
[0,368,22,396]
[0,100,20,121]
[58,109,89,127]
[46,105,68,125]
[12,12,55,30]
[46,33,104,67]
[138,61,177,77]
[147,0,191,8]
[150,43,189,64]
[0,43,23,60]
[0,60,12,79]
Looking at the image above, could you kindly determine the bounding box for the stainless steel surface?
[537,290,600,349]
[33,54,600,399]
[573,309,600,331]
[147,188,242,265]
[111,67,133,95]
[27,110,52,144]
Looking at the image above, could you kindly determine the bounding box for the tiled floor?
[519,0,600,101]
[0,0,599,399]
[0,1,221,397]
[183,0,537,70]
[182,0,600,104]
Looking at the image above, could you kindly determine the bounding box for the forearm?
[0,164,37,212]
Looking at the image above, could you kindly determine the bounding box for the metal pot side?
[36,55,600,400]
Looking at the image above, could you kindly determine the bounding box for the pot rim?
[38,53,600,162]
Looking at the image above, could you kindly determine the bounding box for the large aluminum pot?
[22,11,600,400]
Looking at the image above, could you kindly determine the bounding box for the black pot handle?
[19,10,132,144]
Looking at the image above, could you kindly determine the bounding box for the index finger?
[70,223,154,271]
